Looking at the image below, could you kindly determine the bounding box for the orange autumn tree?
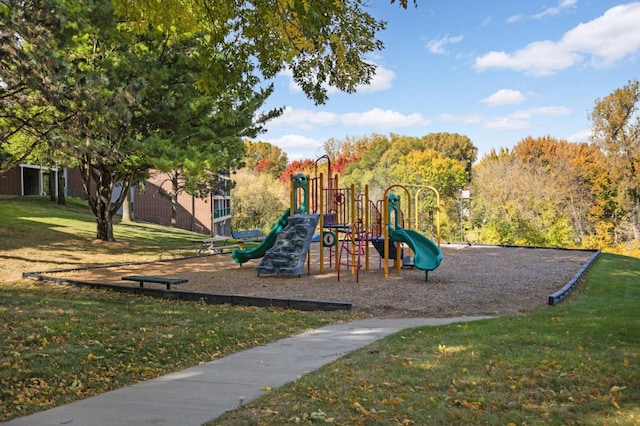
[472,136,615,247]
[280,159,317,184]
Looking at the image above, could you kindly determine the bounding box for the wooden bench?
[122,276,189,290]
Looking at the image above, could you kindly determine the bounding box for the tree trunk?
[171,196,178,227]
[632,200,640,241]
[95,196,115,242]
[171,172,180,227]
[122,188,132,222]
[48,171,55,202]
[80,160,118,242]
[57,170,66,205]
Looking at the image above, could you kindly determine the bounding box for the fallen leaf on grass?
[609,385,626,393]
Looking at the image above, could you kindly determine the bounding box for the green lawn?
[0,282,349,422]
[1,196,639,425]
[210,253,640,425]
[0,197,351,422]
[0,196,224,283]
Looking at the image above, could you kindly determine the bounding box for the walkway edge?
[2,316,495,426]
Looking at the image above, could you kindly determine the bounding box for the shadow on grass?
[0,196,203,253]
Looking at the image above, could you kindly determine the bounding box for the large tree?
[115,0,389,105]
[471,137,616,248]
[513,136,615,245]
[243,141,289,179]
[421,132,477,178]
[3,0,399,241]
[0,0,70,172]
[150,81,277,228]
[590,79,640,241]
[231,168,288,232]
[471,150,575,247]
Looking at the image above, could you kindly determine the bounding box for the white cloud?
[342,108,431,128]
[357,65,396,93]
[475,40,582,76]
[481,89,527,106]
[507,0,576,24]
[529,106,571,116]
[484,106,571,130]
[561,3,640,68]
[266,134,324,161]
[475,3,640,75]
[267,107,430,131]
[506,14,523,24]
[532,0,578,19]
[567,128,592,143]
[484,116,530,131]
[268,107,340,130]
[269,134,323,150]
[426,34,464,55]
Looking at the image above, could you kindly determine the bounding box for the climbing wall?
[255,214,319,276]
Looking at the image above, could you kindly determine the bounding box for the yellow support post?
[413,185,441,247]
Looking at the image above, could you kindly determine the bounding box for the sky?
[254,0,640,163]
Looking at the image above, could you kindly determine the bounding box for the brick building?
[1,165,231,236]
[0,164,63,197]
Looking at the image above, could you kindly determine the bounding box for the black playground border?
[487,244,601,305]
[21,253,352,312]
[23,273,352,312]
[547,249,601,306]
[22,246,601,311]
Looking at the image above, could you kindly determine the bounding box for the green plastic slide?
[389,228,443,271]
[231,209,291,265]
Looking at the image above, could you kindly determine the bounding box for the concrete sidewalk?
[3,316,494,426]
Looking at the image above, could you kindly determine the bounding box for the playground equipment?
[384,190,443,281]
[231,158,443,281]
[311,169,443,281]
[337,219,367,283]
[230,209,290,265]
[232,174,319,276]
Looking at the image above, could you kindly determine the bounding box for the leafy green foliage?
[590,79,640,242]
[472,137,615,248]
[114,0,388,105]
[231,169,289,233]
[331,133,475,240]
[421,132,478,178]
[3,0,394,242]
[0,0,70,172]
[243,141,289,179]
